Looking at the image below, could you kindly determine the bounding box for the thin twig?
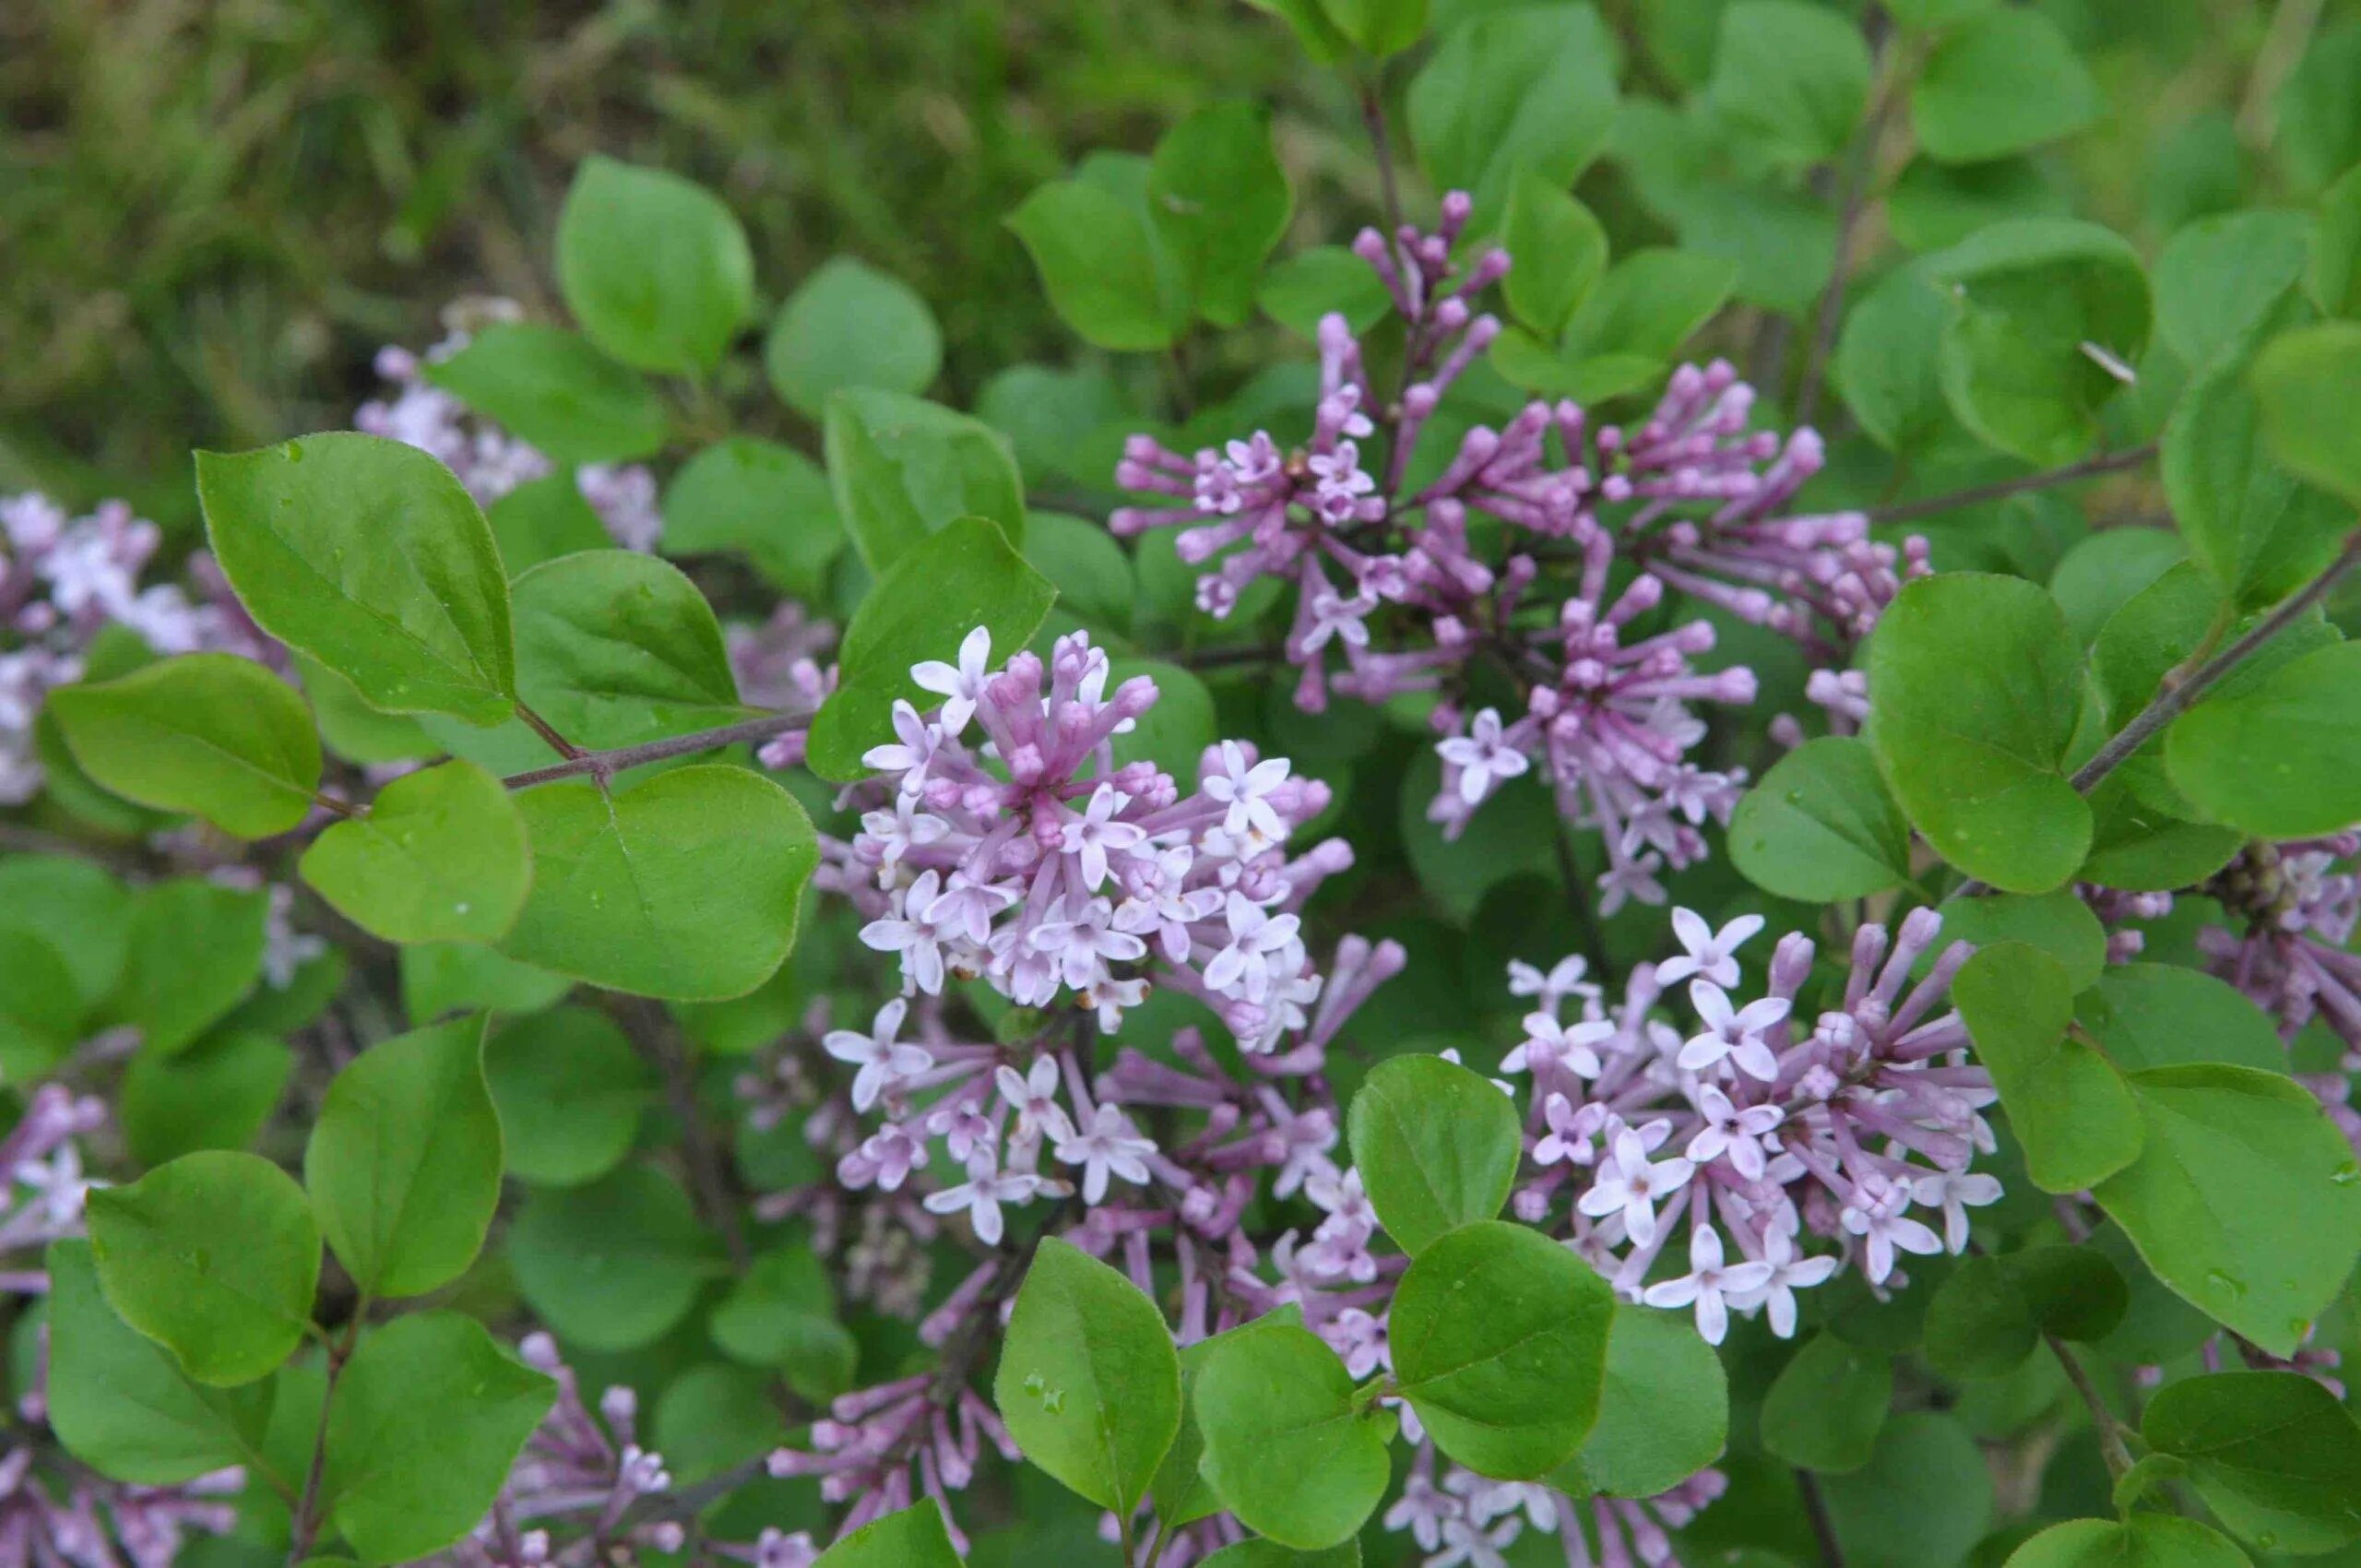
[501,712,811,790]
[1359,77,1406,250]
[516,703,585,760]
[2069,527,2361,796]
[1865,443,2158,526]
[1951,523,2361,900]
[2046,1333,2137,1481]
[1797,1467,1846,1567]
[1797,7,1899,429]
[285,1313,365,1564]
[621,997,753,1271]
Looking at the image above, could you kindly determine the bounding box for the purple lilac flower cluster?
[730,604,839,774]
[1386,1453,1726,1568]
[2196,837,2361,1152]
[0,1449,241,1568]
[1511,909,1997,1344]
[1112,194,1927,910]
[819,627,1357,1052]
[0,493,270,803]
[0,1086,104,1295]
[355,299,661,553]
[434,1334,805,1568]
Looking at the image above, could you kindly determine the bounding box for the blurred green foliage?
[1,0,2353,529]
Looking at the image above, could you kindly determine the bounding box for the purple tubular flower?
[0,1447,242,1568]
[355,300,661,552]
[1108,192,1926,907]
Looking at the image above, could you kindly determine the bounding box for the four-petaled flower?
[994,1056,1074,1148]
[1683,1084,1784,1179]
[1437,708,1530,804]
[1655,909,1766,988]
[910,624,993,735]
[1203,892,1302,1002]
[1730,1227,1838,1338]
[1502,1012,1612,1078]
[1643,1224,1774,1345]
[1576,1126,1695,1246]
[822,999,933,1112]
[1203,742,1293,842]
[1053,1104,1157,1204]
[1676,982,1789,1081]
[922,1151,1065,1246]
[1059,783,1146,890]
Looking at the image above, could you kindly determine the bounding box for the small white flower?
[1682,1084,1784,1179]
[1643,1225,1775,1345]
[1059,784,1146,890]
[1677,982,1788,1082]
[1201,891,1301,1002]
[1053,1104,1157,1204]
[821,999,932,1112]
[909,625,993,735]
[1502,1013,1613,1079]
[1576,1126,1695,1247]
[994,1057,1074,1148]
[1505,955,1601,1015]
[1655,908,1765,988]
[1911,1169,2004,1253]
[922,1151,1063,1247]
[1728,1227,1838,1338]
[1436,708,1529,805]
[1203,742,1292,842]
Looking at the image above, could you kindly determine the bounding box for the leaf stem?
[500,711,812,790]
[2063,526,2361,799]
[1864,442,2158,526]
[285,1306,368,1565]
[2046,1333,2137,1482]
[515,703,584,761]
[1797,1467,1846,1568]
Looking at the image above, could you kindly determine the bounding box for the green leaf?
[1318,0,1424,53]
[2142,1371,2361,1555]
[486,472,612,576]
[425,324,668,465]
[1729,737,1915,901]
[1501,174,1608,339]
[1393,1220,1614,1479]
[1566,248,1738,362]
[2249,318,2361,504]
[48,654,321,837]
[2310,161,2361,318]
[1025,512,1136,634]
[1706,2,1871,167]
[1200,1543,1358,1568]
[993,1237,1181,1514]
[0,930,90,1081]
[323,1312,556,1564]
[1953,943,2144,1193]
[44,1240,275,1485]
[765,257,943,419]
[1258,246,1394,338]
[709,1242,857,1402]
[825,388,1028,574]
[109,879,267,1057]
[806,516,1058,780]
[2166,642,2361,838]
[1818,1412,1994,1568]
[513,550,750,750]
[400,942,572,1023]
[304,1017,502,1298]
[1008,176,1189,351]
[2164,349,2348,612]
[2080,782,2245,892]
[1761,1332,1892,1473]
[86,1151,319,1386]
[555,156,753,374]
[1922,1247,2127,1379]
[505,1164,720,1350]
[196,434,517,725]
[300,761,528,944]
[1407,3,1620,226]
[812,1504,966,1568]
[2075,966,2287,1074]
[2153,210,2312,373]
[1152,1313,1292,1531]
[1555,1303,1727,1499]
[1939,891,2107,992]
[0,855,128,1015]
[1865,574,2092,892]
[1911,9,2100,164]
[121,1030,293,1166]
[500,764,817,1002]
[1192,1320,1394,1550]
[484,1005,653,1186]
[1836,260,1954,457]
[661,436,846,597]
[1149,102,1293,327]
[2004,1516,2252,1568]
[1344,1054,1522,1254]
[1928,220,2151,465]
[2094,1064,2361,1358]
